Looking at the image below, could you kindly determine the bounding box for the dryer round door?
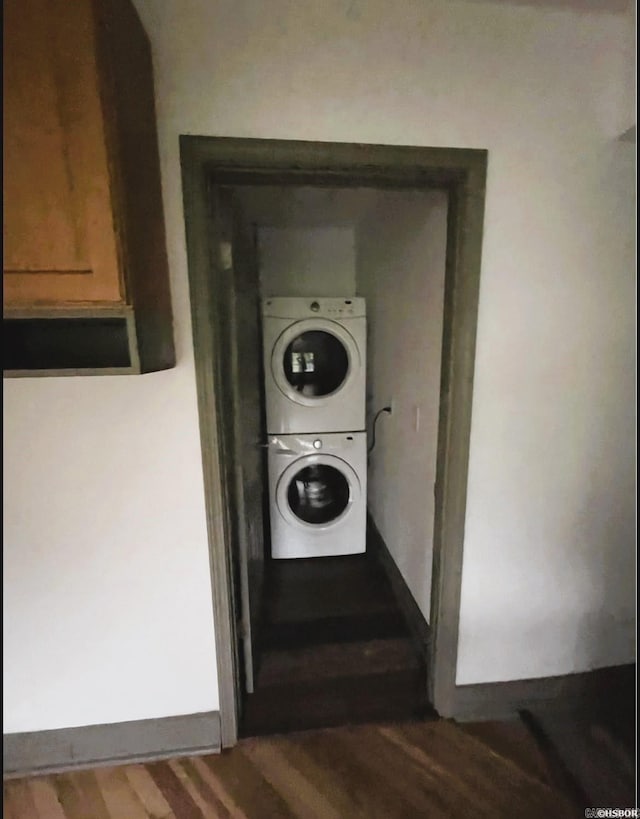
[271,319,361,406]
[276,453,362,531]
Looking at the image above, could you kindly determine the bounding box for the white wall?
[259,226,356,297]
[123,0,640,685]
[3,0,635,734]
[614,0,636,137]
[456,135,636,682]
[356,191,448,621]
[2,373,217,733]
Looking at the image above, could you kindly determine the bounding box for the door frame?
[180,136,488,746]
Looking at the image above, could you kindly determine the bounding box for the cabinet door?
[3,0,124,306]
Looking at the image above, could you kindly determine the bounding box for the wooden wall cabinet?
[3,0,175,375]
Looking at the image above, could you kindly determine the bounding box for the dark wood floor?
[3,718,582,818]
[240,550,432,737]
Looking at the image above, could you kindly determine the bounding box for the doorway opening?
[180,137,487,746]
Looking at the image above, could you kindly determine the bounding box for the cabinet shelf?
[3,0,175,376]
[4,306,133,376]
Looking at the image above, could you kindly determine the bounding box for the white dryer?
[262,297,366,434]
[268,431,367,559]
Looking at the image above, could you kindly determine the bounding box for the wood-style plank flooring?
[4,718,579,818]
[242,552,432,737]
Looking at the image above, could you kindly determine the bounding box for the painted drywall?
[619,0,636,136]
[605,0,636,138]
[356,191,448,622]
[456,135,636,682]
[124,0,640,686]
[258,226,356,297]
[3,0,634,734]
[235,185,380,228]
[2,372,218,732]
[235,186,379,297]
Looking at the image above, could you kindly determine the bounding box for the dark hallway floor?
[240,549,433,737]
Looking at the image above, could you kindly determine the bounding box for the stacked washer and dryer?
[262,297,367,559]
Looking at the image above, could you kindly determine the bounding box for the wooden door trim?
[179,136,488,745]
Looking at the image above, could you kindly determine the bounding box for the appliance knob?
[310,301,320,312]
[313,439,322,449]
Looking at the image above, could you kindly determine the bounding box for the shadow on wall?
[355,189,448,623]
[571,446,635,670]
[573,138,635,671]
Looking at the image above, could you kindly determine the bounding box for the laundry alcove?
[180,137,487,745]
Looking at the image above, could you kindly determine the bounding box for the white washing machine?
[262,297,366,434]
[268,431,367,559]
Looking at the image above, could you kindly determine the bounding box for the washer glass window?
[287,464,350,524]
[283,331,349,397]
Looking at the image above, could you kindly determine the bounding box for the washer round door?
[271,319,361,406]
[276,454,361,530]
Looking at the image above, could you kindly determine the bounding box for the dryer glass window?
[283,331,349,396]
[287,464,350,524]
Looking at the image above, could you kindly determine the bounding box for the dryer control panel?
[322,300,355,317]
[262,296,366,319]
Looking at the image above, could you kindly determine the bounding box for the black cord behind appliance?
[368,405,392,455]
